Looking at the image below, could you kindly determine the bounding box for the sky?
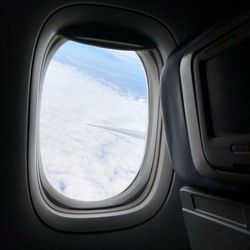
[54,41,148,99]
[40,41,148,201]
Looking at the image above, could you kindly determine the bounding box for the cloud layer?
[40,60,148,201]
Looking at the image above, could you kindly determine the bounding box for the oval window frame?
[29,4,175,232]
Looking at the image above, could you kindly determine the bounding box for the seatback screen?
[203,38,250,136]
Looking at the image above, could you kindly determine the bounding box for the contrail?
[86,123,146,140]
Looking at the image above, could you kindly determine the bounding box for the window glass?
[40,41,148,201]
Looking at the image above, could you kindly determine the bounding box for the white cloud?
[40,60,148,201]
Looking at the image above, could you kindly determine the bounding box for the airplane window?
[40,41,148,202]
